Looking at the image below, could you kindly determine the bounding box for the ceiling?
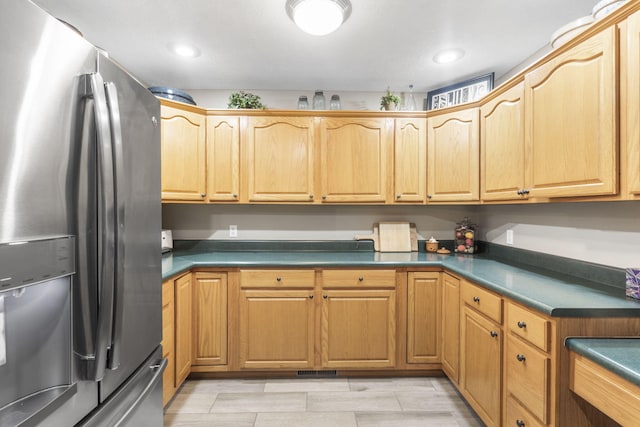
[32,0,598,94]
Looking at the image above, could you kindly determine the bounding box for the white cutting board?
[378,222,412,252]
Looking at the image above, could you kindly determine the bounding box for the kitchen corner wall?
[163,201,640,269]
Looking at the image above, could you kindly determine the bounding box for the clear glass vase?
[313,90,325,110]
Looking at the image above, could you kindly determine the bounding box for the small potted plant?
[380,88,400,111]
[228,91,265,109]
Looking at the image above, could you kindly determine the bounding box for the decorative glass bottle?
[297,95,309,109]
[405,84,416,111]
[329,94,341,110]
[313,90,325,110]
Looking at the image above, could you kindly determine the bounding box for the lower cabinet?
[192,272,228,366]
[174,273,193,387]
[161,279,175,407]
[441,273,460,382]
[406,272,440,364]
[321,289,396,368]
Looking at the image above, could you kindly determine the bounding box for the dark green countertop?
[162,249,640,318]
[565,338,640,388]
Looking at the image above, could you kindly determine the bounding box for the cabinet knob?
[200,193,206,197]
[490,331,498,337]
[516,420,525,427]
[309,194,314,199]
[323,295,328,299]
[396,194,401,199]
[233,193,238,198]
[516,354,526,362]
[358,276,364,282]
[473,296,480,303]
[522,189,530,195]
[276,276,282,282]
[322,195,327,200]
[516,189,523,196]
[309,294,314,299]
[517,321,527,329]
[427,194,432,200]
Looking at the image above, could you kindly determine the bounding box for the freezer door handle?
[90,72,117,382]
[104,80,126,372]
[115,358,167,426]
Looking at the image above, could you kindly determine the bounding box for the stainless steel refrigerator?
[0,1,164,426]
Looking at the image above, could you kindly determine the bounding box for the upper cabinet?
[622,10,640,198]
[427,108,480,202]
[481,83,526,201]
[393,118,427,203]
[524,26,617,198]
[206,116,240,202]
[243,116,315,202]
[160,105,206,201]
[319,117,392,203]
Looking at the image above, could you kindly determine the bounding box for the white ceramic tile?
[181,378,266,393]
[164,393,218,414]
[306,391,401,412]
[255,411,357,427]
[211,392,307,413]
[348,377,437,392]
[163,412,256,427]
[356,411,461,427]
[395,391,475,416]
[264,378,350,392]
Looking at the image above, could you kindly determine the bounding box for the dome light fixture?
[286,0,352,36]
[168,42,201,58]
[433,48,465,64]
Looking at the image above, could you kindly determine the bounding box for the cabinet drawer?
[240,269,315,288]
[506,397,545,427]
[461,281,502,324]
[321,269,396,288]
[507,302,550,352]
[506,335,550,424]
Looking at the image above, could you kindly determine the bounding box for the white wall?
[163,201,640,269]
[477,201,640,269]
[187,89,427,111]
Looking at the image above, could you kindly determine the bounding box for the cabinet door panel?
[407,272,440,364]
[175,274,192,387]
[245,117,315,202]
[427,109,479,201]
[161,105,206,201]
[525,27,617,198]
[481,83,526,201]
[320,118,391,202]
[321,290,395,368]
[207,116,240,202]
[624,12,640,196]
[239,290,315,369]
[193,273,228,366]
[394,119,426,203]
[441,273,460,383]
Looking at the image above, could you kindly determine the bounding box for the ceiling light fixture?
[433,48,465,64]
[286,0,352,36]
[168,42,201,58]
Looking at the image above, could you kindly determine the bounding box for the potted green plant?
[380,88,400,111]
[228,91,265,109]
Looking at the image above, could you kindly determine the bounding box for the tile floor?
[164,376,485,426]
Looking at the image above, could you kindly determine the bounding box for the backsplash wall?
[163,202,640,269]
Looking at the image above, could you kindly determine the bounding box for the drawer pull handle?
[517,321,527,329]
[276,277,282,282]
[516,354,526,362]
[309,294,314,299]
[490,331,498,338]
[358,276,364,282]
[323,295,328,299]
[473,296,480,303]
[516,420,525,427]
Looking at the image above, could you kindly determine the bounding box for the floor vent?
[296,370,338,377]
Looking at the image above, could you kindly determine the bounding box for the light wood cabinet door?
[623,11,640,196]
[461,307,502,427]
[206,116,240,202]
[239,290,315,369]
[393,118,426,203]
[174,273,193,387]
[481,83,526,201]
[321,290,396,368]
[427,108,480,202]
[406,272,440,364]
[192,272,228,366]
[524,26,617,198]
[441,273,460,383]
[244,116,315,202]
[319,117,392,203]
[161,280,175,407]
[161,105,206,201]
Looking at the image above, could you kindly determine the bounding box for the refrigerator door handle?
[89,72,117,382]
[104,81,125,372]
[114,358,167,427]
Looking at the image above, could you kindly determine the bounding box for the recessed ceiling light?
[168,43,201,58]
[433,48,465,64]
[286,0,352,36]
